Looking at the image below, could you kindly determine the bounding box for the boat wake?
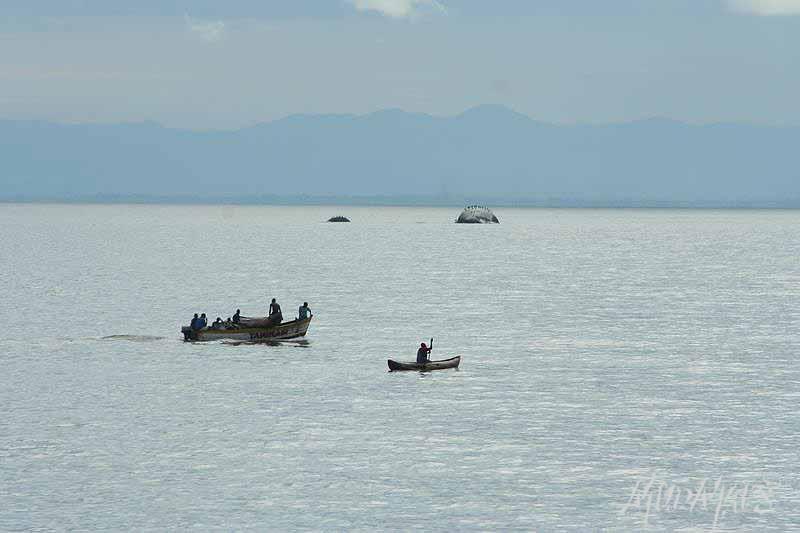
[100,335,165,342]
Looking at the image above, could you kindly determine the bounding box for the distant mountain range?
[2,105,798,206]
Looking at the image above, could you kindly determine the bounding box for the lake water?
[1,204,799,530]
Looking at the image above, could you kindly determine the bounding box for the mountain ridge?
[2,105,798,206]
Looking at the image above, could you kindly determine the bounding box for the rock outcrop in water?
[327,216,350,222]
[455,206,499,224]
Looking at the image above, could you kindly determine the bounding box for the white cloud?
[348,0,446,19]
[185,16,226,42]
[727,0,800,15]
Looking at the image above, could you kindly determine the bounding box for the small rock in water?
[327,216,351,222]
[455,206,499,224]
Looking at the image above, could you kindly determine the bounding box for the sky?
[1,0,798,128]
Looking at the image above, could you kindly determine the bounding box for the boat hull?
[182,317,311,342]
[387,356,461,372]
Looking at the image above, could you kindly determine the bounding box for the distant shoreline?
[2,194,800,209]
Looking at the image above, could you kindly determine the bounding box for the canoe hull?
[387,356,461,372]
[181,317,311,342]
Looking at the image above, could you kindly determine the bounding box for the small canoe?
[387,356,461,372]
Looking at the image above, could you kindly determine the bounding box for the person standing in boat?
[190,313,200,331]
[298,302,312,320]
[268,298,283,325]
[417,342,431,364]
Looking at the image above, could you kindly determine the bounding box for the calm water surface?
[1,205,799,530]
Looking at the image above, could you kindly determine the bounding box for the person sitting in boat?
[232,309,241,324]
[190,313,200,331]
[211,317,223,329]
[268,298,283,325]
[199,313,208,329]
[417,342,432,364]
[298,302,312,320]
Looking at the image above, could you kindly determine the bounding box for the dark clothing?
[199,317,207,329]
[416,347,431,364]
[232,312,240,324]
[269,302,282,324]
[190,317,200,331]
[299,305,312,320]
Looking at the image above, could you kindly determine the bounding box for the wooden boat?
[181,316,312,342]
[387,356,461,372]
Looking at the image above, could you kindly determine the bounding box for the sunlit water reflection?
[1,205,798,530]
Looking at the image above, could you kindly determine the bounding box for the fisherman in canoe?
[298,302,312,320]
[417,342,432,364]
[387,338,460,371]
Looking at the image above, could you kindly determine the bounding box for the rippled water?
[1,204,799,530]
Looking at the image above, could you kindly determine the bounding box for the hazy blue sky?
[1,1,798,128]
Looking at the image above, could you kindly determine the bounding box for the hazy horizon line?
[2,104,797,132]
[4,193,800,210]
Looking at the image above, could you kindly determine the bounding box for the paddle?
[429,337,433,362]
